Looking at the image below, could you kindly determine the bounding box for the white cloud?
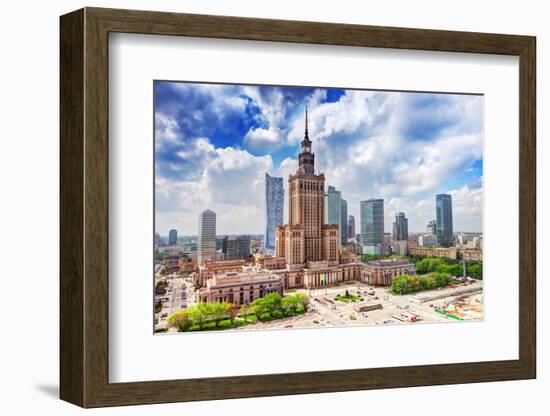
[156,85,483,235]
[156,142,274,235]
[243,126,282,151]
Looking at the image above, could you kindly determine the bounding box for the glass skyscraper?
[168,229,178,245]
[436,194,454,247]
[340,199,348,245]
[198,209,216,264]
[325,186,342,248]
[348,215,355,240]
[392,212,408,241]
[264,173,284,253]
[360,198,384,254]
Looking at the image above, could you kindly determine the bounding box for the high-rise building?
[436,194,454,247]
[348,215,355,241]
[276,108,340,270]
[392,212,409,241]
[197,209,216,264]
[154,232,161,248]
[168,229,178,245]
[340,199,348,245]
[264,173,284,253]
[426,219,437,235]
[222,235,251,260]
[324,186,342,248]
[360,199,384,255]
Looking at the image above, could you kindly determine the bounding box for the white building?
[418,234,437,247]
[197,209,216,264]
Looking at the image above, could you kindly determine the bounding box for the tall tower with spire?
[275,108,339,269]
[298,107,315,175]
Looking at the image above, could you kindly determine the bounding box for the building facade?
[436,194,454,247]
[325,185,342,248]
[418,234,437,247]
[264,173,284,253]
[426,219,437,235]
[340,198,348,245]
[410,246,458,260]
[222,235,251,260]
[168,229,178,245]
[198,268,284,306]
[363,259,416,286]
[392,212,409,241]
[197,209,216,264]
[360,198,384,255]
[348,215,355,241]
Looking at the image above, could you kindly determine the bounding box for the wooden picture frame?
[60,7,536,408]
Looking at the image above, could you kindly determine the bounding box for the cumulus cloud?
[154,82,483,235]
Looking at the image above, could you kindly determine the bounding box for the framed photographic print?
[60,7,536,408]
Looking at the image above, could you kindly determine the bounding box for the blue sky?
[155,81,483,236]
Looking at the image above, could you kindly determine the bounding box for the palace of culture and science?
[274,109,364,288]
[194,110,366,304]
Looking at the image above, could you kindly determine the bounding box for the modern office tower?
[154,232,161,248]
[197,209,216,264]
[360,198,384,255]
[436,194,454,247]
[426,219,437,235]
[222,235,251,260]
[325,186,341,225]
[348,215,356,241]
[340,199,348,245]
[392,212,409,241]
[168,229,178,245]
[264,173,284,253]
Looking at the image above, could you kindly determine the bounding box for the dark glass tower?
[360,198,384,254]
[436,194,454,247]
[264,173,284,253]
[392,212,409,241]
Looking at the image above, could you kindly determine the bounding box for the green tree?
[295,293,310,312]
[188,302,211,330]
[281,296,299,315]
[210,302,231,327]
[250,298,267,320]
[262,293,283,317]
[466,261,483,279]
[239,303,252,322]
[436,263,462,276]
[167,310,191,332]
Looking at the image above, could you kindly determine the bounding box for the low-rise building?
[163,252,181,274]
[179,257,198,273]
[418,234,437,247]
[393,240,409,256]
[363,258,416,286]
[409,246,458,260]
[198,268,284,306]
[458,248,483,261]
[194,259,248,287]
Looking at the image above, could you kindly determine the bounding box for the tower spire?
[304,106,309,139]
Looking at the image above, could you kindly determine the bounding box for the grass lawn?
[335,294,359,303]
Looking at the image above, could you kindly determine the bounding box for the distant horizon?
[155,82,483,237]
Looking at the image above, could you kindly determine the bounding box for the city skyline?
[155,82,483,236]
